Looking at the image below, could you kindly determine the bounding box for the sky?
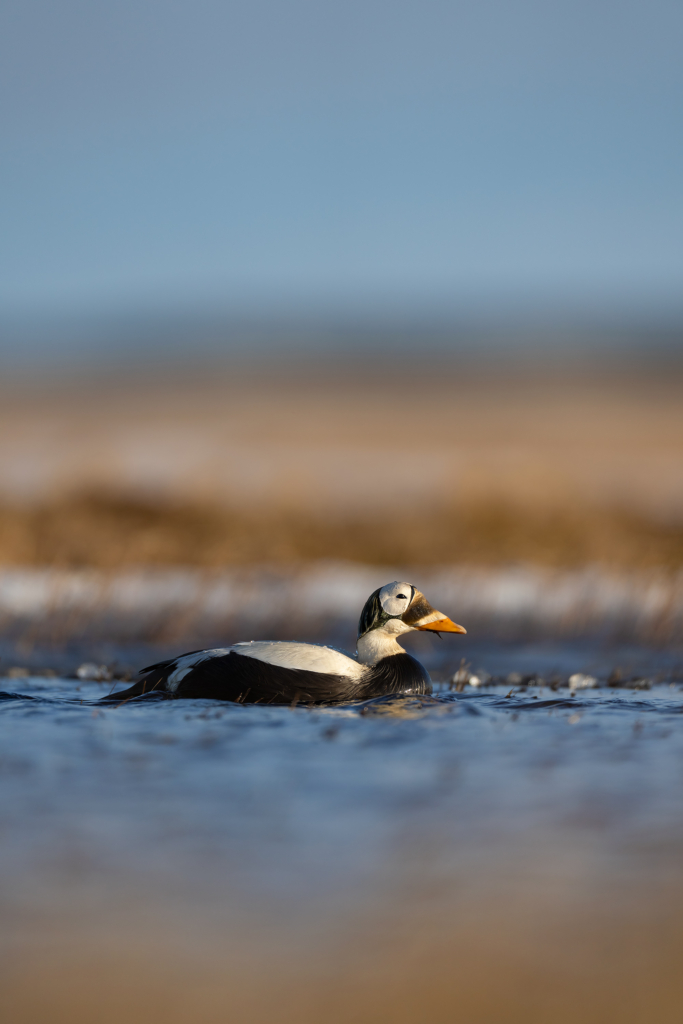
[1,0,682,329]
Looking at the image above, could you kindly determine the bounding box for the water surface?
[2,641,683,1023]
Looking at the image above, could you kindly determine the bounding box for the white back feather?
[231,641,365,679]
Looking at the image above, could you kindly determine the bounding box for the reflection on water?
[2,643,683,1023]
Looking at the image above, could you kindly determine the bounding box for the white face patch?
[378,581,414,617]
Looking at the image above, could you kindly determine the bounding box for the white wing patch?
[166,648,231,692]
[231,641,366,679]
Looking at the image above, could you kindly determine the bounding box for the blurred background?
[2,3,683,1022]
[0,0,682,582]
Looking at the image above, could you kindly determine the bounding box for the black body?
[101,650,432,705]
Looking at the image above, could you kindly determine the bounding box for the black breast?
[359,653,432,699]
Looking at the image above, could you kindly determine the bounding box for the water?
[3,640,683,1023]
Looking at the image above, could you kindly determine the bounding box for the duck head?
[357,581,466,666]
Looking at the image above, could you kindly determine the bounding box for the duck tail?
[98,659,174,704]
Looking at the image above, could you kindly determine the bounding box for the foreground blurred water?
[2,639,683,1023]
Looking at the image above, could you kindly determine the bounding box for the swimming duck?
[104,582,466,705]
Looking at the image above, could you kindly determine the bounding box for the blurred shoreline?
[1,356,682,657]
[1,563,682,659]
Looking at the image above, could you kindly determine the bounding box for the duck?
[103,582,466,705]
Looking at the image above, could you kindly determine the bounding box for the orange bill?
[416,616,467,634]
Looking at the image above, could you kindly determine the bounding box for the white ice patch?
[378,581,414,617]
[231,641,365,679]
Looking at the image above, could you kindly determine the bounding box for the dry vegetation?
[0,490,682,569]
[0,361,682,570]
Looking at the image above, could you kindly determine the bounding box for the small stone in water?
[568,673,598,689]
[450,663,487,689]
[76,663,112,682]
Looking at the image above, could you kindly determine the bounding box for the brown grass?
[0,490,682,569]
[1,363,683,570]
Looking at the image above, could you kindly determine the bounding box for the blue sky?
[1,0,682,323]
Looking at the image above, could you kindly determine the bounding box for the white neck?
[356,622,412,666]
